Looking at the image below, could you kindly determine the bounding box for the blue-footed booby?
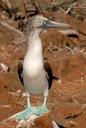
[16,15,70,120]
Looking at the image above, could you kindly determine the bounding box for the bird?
[16,15,70,120]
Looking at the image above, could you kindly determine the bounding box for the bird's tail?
[52,76,59,80]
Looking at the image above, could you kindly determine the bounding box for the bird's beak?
[43,20,71,30]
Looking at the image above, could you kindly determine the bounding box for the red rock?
[0,112,55,128]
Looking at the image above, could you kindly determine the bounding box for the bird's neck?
[23,29,44,77]
[26,29,43,59]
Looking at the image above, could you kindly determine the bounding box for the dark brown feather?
[44,59,59,89]
[17,58,24,86]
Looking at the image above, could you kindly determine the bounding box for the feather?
[17,58,23,85]
[17,58,59,89]
[44,58,59,89]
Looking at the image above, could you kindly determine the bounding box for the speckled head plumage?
[26,15,70,35]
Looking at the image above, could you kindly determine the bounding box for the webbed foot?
[33,105,48,116]
[16,108,32,120]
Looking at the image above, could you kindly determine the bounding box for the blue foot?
[16,108,32,120]
[33,105,48,116]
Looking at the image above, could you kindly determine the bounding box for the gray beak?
[43,20,71,30]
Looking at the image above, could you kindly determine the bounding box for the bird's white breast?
[23,39,43,78]
[23,39,48,95]
[23,57,48,94]
[23,55,43,77]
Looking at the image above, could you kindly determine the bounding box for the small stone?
[0,63,10,72]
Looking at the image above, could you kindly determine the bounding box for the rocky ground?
[0,0,86,128]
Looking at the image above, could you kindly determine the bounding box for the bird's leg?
[16,94,33,120]
[33,88,48,116]
[43,96,47,107]
[27,95,31,110]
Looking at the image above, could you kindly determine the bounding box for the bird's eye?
[43,20,50,27]
[42,17,54,27]
[43,20,47,25]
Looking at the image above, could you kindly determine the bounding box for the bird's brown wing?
[17,58,24,86]
[44,61,59,89]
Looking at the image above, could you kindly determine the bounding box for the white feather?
[23,30,48,95]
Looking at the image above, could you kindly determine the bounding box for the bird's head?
[27,15,71,34]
